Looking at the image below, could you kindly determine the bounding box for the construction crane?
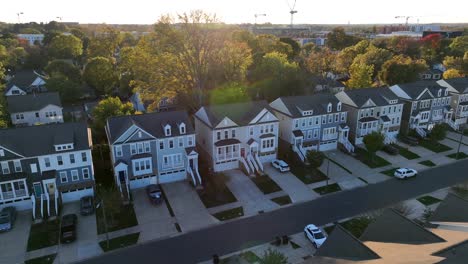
[286,0,298,28]
[254,13,266,25]
[395,16,412,28]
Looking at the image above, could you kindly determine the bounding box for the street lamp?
[456,124,466,160]
[324,152,336,187]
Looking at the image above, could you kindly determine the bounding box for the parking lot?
[0,211,31,264]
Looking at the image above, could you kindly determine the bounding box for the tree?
[449,36,468,57]
[92,97,134,133]
[83,57,117,95]
[419,34,444,64]
[96,186,123,228]
[443,69,463,79]
[0,62,8,128]
[87,26,121,58]
[306,150,325,169]
[305,47,336,77]
[209,83,249,105]
[327,27,361,50]
[346,63,374,88]
[215,41,252,84]
[363,131,385,162]
[334,40,369,73]
[379,55,427,85]
[353,45,393,78]
[46,76,82,103]
[279,37,300,58]
[48,34,83,59]
[45,60,81,82]
[429,123,447,145]
[259,249,288,264]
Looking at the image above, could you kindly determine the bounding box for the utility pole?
[456,125,465,160]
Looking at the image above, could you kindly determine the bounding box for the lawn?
[241,251,261,263]
[380,168,397,177]
[198,173,237,208]
[271,195,292,206]
[419,140,452,153]
[25,254,57,264]
[99,233,140,252]
[96,203,138,235]
[250,174,282,194]
[291,166,328,184]
[447,152,468,160]
[213,207,244,221]
[393,145,420,160]
[27,219,60,252]
[326,217,374,238]
[419,160,436,167]
[313,183,341,195]
[355,148,391,168]
[417,196,442,206]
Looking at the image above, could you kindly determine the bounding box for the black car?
[383,144,399,155]
[80,196,94,216]
[61,214,77,243]
[146,184,163,205]
[401,136,419,146]
[0,207,17,232]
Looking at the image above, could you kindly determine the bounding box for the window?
[1,162,10,174]
[115,146,123,157]
[165,125,171,136]
[130,144,137,155]
[188,136,194,147]
[133,158,152,175]
[260,125,264,133]
[35,112,39,118]
[82,168,90,179]
[45,157,50,167]
[0,149,4,157]
[60,172,68,183]
[232,129,236,138]
[159,141,164,150]
[249,127,254,136]
[337,102,342,111]
[144,142,151,152]
[69,154,75,164]
[328,115,333,123]
[270,124,274,132]
[16,114,24,120]
[179,123,186,134]
[313,129,319,138]
[137,143,144,153]
[335,114,339,122]
[327,103,332,113]
[179,138,184,147]
[81,152,87,162]
[217,131,221,140]
[30,164,37,173]
[322,116,326,124]
[307,130,313,139]
[315,117,319,125]
[294,120,299,128]
[341,112,346,122]
[71,170,79,181]
[169,139,174,149]
[57,156,63,166]
[224,130,228,139]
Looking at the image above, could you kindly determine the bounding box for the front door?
[33,183,42,196]
[241,148,245,158]
[46,183,55,195]
[118,171,126,183]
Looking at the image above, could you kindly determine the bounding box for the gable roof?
[197,101,272,128]
[5,70,44,93]
[429,193,468,223]
[6,92,62,113]
[315,225,380,261]
[360,208,446,244]
[396,80,447,100]
[439,77,468,94]
[106,110,194,144]
[433,240,468,264]
[0,122,90,157]
[340,87,400,108]
[271,94,342,118]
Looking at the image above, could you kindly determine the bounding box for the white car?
[271,159,290,172]
[304,224,327,248]
[394,168,418,179]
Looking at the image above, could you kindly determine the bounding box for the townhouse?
[194,101,279,174]
[269,95,354,162]
[389,80,453,137]
[335,87,403,145]
[4,70,46,96]
[0,122,94,219]
[105,111,200,198]
[437,77,468,131]
[7,92,64,126]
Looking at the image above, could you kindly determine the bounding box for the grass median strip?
[250,174,282,194]
[291,166,328,184]
[25,254,57,264]
[355,148,391,168]
[419,140,452,153]
[313,183,341,195]
[417,195,442,206]
[271,195,292,206]
[380,168,397,177]
[419,160,436,167]
[27,219,59,252]
[394,145,420,160]
[241,251,261,263]
[99,233,140,252]
[213,206,244,221]
[447,152,468,160]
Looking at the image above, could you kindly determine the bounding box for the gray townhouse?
[335,87,404,145]
[269,94,354,162]
[0,122,94,219]
[194,101,279,174]
[105,111,200,199]
[7,92,64,126]
[4,70,46,96]
[389,80,453,137]
[437,77,468,131]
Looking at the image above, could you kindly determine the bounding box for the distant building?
[4,70,47,96]
[7,92,64,127]
[16,34,45,46]
[422,31,463,38]
[295,37,326,46]
[420,69,443,81]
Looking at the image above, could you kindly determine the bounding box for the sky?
[2,0,467,25]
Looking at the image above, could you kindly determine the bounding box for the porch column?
[24,179,30,197]
[11,182,16,198]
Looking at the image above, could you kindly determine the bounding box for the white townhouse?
[194,101,279,175]
[7,92,63,126]
[336,87,404,145]
[437,77,468,131]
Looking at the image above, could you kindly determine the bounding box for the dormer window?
[389,100,397,104]
[55,144,74,152]
[337,102,342,112]
[327,103,332,113]
[179,123,186,134]
[164,124,171,136]
[444,89,448,96]
[438,89,441,97]
[302,110,313,116]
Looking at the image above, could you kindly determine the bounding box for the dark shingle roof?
[106,111,194,144]
[202,101,271,127]
[214,138,241,147]
[429,193,468,223]
[443,77,468,94]
[5,70,43,92]
[274,94,341,118]
[397,80,446,100]
[344,87,399,107]
[315,225,380,261]
[0,122,90,157]
[433,240,468,264]
[360,209,446,244]
[6,92,62,113]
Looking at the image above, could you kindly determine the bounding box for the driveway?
[132,188,177,242]
[57,201,101,263]
[162,182,216,232]
[264,164,317,202]
[0,211,31,264]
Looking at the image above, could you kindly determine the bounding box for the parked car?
[304,224,327,248]
[80,196,94,216]
[383,144,399,155]
[146,184,163,205]
[271,159,290,172]
[394,168,418,179]
[401,136,419,146]
[0,207,17,232]
[61,214,77,243]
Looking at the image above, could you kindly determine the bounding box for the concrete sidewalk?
[2,211,31,264]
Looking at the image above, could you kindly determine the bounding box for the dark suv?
[146,184,163,205]
[61,214,77,243]
[0,207,17,232]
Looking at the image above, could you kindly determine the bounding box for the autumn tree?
[209,83,249,105]
[327,27,362,50]
[305,47,336,77]
[449,36,468,57]
[87,26,121,58]
[353,45,393,78]
[443,69,463,79]
[83,56,117,95]
[334,40,369,73]
[48,34,83,59]
[215,41,252,84]
[379,55,427,85]
[346,63,374,88]
[45,60,81,82]
[92,97,134,135]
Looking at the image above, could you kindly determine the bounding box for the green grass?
[250,174,282,194]
[447,152,468,160]
[313,183,341,195]
[324,225,335,235]
[291,166,328,184]
[419,160,436,167]
[328,158,352,174]
[96,203,138,235]
[271,195,292,206]
[380,168,398,177]
[198,173,237,208]
[290,241,301,249]
[355,148,391,168]
[25,254,57,264]
[326,217,374,238]
[241,251,261,263]
[417,196,442,206]
[393,145,420,160]
[27,219,60,252]
[99,233,140,252]
[213,207,244,221]
[419,140,452,153]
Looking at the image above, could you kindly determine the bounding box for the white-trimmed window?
[82,168,90,179]
[328,114,333,123]
[322,116,326,124]
[249,127,254,136]
[71,170,79,181]
[14,160,22,172]
[294,120,299,128]
[327,103,332,113]
[164,124,171,136]
[313,129,319,138]
[137,143,144,153]
[179,138,184,147]
[1,162,10,174]
[69,154,75,164]
[81,152,87,162]
[44,157,51,167]
[217,131,221,140]
[232,129,236,138]
[261,138,275,152]
[179,123,186,134]
[341,112,346,121]
[188,136,194,147]
[144,142,150,152]
[115,145,123,157]
[337,102,342,111]
[159,141,164,150]
[60,171,68,183]
[132,158,152,176]
[57,156,63,166]
[30,164,38,173]
[0,149,4,157]
[169,139,174,149]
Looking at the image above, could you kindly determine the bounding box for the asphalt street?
[82,159,468,264]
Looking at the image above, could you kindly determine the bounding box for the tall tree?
[334,40,369,73]
[353,45,393,78]
[215,41,253,84]
[45,60,81,82]
[449,36,468,57]
[209,83,249,105]
[306,150,325,169]
[429,124,447,145]
[92,97,134,134]
[379,55,427,85]
[0,62,8,128]
[48,34,83,59]
[346,63,374,89]
[87,26,121,58]
[46,76,83,103]
[83,57,117,95]
[363,131,385,162]
[443,69,463,79]
[305,47,336,77]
